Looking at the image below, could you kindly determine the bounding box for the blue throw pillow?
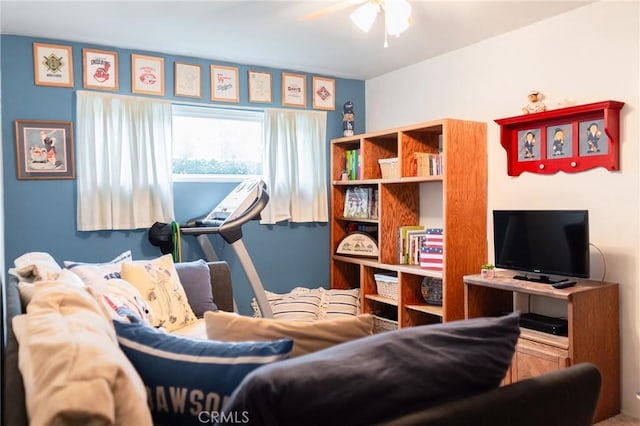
[220,313,520,426]
[114,321,293,426]
[175,259,218,317]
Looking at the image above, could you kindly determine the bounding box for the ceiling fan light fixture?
[350,1,380,32]
[385,0,412,36]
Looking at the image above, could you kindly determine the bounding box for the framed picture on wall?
[578,119,608,156]
[210,65,239,102]
[248,70,272,103]
[175,62,202,98]
[546,124,572,158]
[282,72,306,107]
[14,120,75,180]
[131,54,165,96]
[82,48,119,90]
[33,42,74,87]
[517,128,541,162]
[312,76,335,110]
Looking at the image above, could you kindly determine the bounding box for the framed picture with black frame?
[15,120,75,180]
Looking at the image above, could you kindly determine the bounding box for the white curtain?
[75,91,174,231]
[261,108,328,224]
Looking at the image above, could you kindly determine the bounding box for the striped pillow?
[319,288,360,319]
[114,321,292,426]
[254,287,323,321]
[252,287,360,321]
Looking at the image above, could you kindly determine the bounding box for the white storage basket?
[374,273,398,301]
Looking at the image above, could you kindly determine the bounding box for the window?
[172,105,264,182]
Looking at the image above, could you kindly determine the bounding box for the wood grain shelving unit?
[330,119,488,328]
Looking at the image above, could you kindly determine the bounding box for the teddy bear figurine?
[522,90,547,114]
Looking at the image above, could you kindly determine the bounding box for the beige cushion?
[121,254,197,331]
[170,318,207,339]
[12,280,152,426]
[204,311,374,357]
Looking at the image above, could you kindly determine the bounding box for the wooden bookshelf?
[330,119,488,327]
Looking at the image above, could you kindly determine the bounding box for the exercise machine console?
[181,178,273,318]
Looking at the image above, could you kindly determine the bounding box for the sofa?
[2,258,602,426]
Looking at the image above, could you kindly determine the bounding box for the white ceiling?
[0,1,591,80]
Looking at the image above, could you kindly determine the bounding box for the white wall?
[366,1,640,418]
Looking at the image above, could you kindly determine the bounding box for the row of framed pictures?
[33,42,336,110]
[517,119,607,162]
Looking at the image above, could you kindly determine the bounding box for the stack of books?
[344,149,361,180]
[412,152,443,177]
[398,225,425,265]
[420,228,444,271]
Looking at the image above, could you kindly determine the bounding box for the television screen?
[493,210,590,280]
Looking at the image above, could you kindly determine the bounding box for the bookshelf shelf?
[330,118,488,327]
[336,217,378,224]
[405,304,443,317]
[365,294,399,307]
[332,176,444,186]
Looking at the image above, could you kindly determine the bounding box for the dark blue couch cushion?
[219,312,520,426]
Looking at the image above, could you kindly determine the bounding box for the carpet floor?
[594,414,640,425]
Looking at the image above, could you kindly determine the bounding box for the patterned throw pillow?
[65,250,133,283]
[114,321,293,426]
[99,278,153,324]
[121,254,197,331]
[64,251,152,324]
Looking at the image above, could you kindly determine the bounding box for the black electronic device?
[519,312,568,336]
[552,281,576,289]
[493,210,590,283]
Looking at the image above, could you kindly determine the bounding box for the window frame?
[171,103,265,183]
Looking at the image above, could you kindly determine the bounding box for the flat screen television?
[493,210,590,283]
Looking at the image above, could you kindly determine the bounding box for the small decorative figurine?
[343,101,355,137]
[522,90,547,114]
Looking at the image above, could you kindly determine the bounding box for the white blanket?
[12,280,152,425]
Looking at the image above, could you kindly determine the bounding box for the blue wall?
[1,35,365,314]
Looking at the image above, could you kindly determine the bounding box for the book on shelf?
[412,152,443,177]
[407,229,428,265]
[345,149,362,180]
[398,225,425,264]
[343,187,372,219]
[369,188,379,220]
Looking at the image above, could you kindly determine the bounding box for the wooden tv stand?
[464,272,620,423]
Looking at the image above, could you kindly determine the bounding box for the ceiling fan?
[301,0,413,47]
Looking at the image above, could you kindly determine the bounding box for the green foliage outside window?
[173,158,262,175]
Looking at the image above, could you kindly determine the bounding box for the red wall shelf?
[495,100,624,176]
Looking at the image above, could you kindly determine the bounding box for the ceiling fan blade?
[300,0,368,21]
